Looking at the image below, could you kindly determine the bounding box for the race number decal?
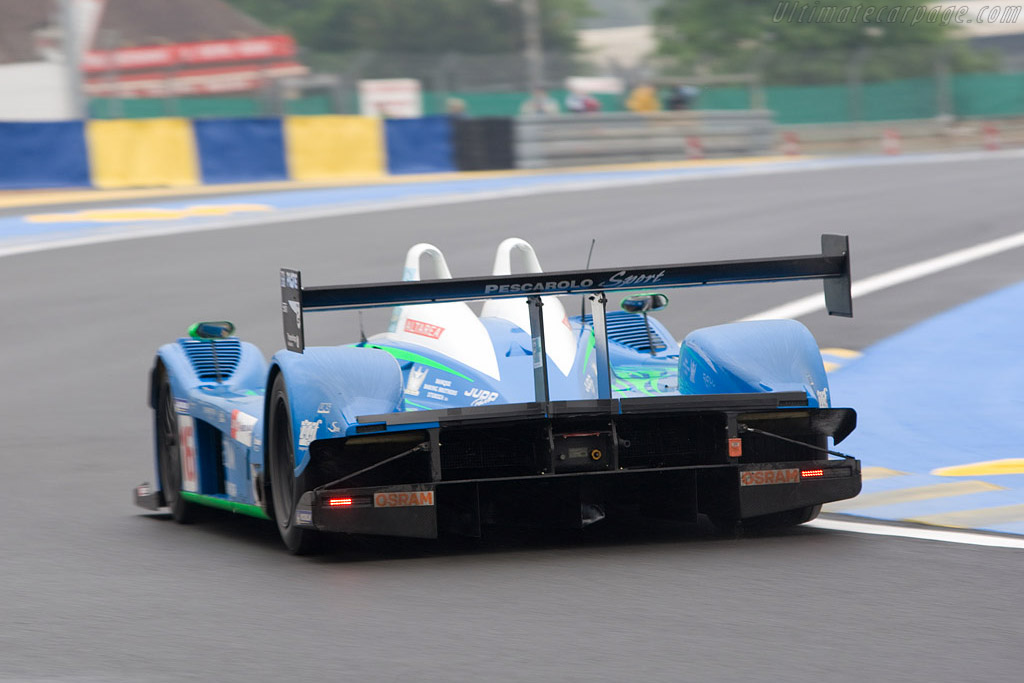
[230,410,258,447]
[178,415,199,492]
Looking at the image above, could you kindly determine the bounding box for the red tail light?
[801,469,824,479]
[328,497,353,507]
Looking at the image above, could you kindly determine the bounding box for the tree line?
[226,0,993,83]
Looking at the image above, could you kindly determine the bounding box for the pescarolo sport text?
[484,279,594,294]
[600,270,666,288]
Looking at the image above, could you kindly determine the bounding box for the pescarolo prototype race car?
[135,235,861,553]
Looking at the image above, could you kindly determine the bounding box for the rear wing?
[281,234,851,401]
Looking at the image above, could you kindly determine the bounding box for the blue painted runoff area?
[0,154,1010,245]
[0,158,806,244]
[828,279,1024,534]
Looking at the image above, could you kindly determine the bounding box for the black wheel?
[155,366,198,524]
[267,373,324,555]
[743,504,821,532]
[707,515,742,537]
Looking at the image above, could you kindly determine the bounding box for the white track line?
[4,149,1024,260]
[808,518,1024,549]
[746,202,1024,547]
[742,228,1024,320]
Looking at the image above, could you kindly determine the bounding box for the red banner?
[82,35,297,73]
[84,63,307,97]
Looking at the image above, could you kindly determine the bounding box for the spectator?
[626,83,660,112]
[666,85,700,111]
[519,88,560,115]
[565,88,601,114]
[445,97,468,118]
[565,88,586,113]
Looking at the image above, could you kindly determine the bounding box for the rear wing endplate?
[281,234,851,401]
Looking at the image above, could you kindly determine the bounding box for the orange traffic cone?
[686,136,704,160]
[982,123,1000,151]
[882,129,901,155]
[781,131,801,156]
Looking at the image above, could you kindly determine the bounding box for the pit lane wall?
[515,110,775,169]
[0,114,490,189]
[0,111,772,190]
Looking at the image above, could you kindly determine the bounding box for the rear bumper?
[735,460,861,517]
[295,458,861,538]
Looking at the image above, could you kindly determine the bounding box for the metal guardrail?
[776,116,1024,155]
[514,110,776,169]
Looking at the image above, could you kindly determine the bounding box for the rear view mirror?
[620,293,669,314]
[188,321,236,340]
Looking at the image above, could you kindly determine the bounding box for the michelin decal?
[298,419,321,448]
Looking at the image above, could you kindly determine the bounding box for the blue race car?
[136,235,861,553]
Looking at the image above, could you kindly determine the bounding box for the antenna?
[580,238,596,328]
[358,310,368,344]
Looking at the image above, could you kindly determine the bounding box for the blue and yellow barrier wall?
[0,115,513,190]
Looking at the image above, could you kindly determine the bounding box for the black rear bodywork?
[295,392,860,538]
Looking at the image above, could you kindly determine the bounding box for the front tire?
[155,366,198,524]
[267,373,324,555]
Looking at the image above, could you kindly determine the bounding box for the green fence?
[425,72,1024,122]
[89,94,333,119]
[89,71,1024,123]
[767,84,849,124]
[420,89,626,116]
[952,72,1024,117]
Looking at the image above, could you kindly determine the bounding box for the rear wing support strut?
[527,296,549,403]
[590,293,612,401]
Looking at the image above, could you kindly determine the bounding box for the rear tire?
[709,504,820,536]
[743,504,821,532]
[267,373,324,555]
[155,366,198,524]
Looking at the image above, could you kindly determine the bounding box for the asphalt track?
[2,155,1023,681]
